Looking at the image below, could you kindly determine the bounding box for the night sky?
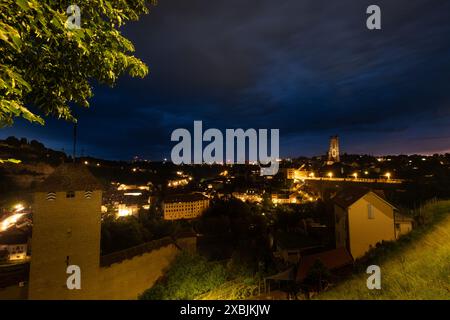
[2,0,450,160]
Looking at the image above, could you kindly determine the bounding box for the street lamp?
[328,172,333,179]
[385,172,391,180]
[353,173,358,179]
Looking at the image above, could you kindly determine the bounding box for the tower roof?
[35,163,103,192]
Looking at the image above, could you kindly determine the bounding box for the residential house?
[332,188,406,259]
[296,247,353,282]
[394,212,414,239]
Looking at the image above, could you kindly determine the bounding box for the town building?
[332,188,412,259]
[285,164,311,181]
[286,168,296,180]
[116,203,140,217]
[232,189,263,203]
[0,243,27,261]
[327,135,340,165]
[0,217,31,262]
[272,193,298,205]
[394,212,414,239]
[103,182,151,218]
[296,247,353,282]
[117,183,150,191]
[163,193,210,220]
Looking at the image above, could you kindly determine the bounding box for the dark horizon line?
[2,136,449,164]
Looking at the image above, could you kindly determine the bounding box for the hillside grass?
[318,200,450,300]
[197,278,259,300]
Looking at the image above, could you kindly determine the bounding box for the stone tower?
[327,135,340,165]
[28,163,102,299]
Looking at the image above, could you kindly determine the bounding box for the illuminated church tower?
[327,135,340,165]
[28,163,102,299]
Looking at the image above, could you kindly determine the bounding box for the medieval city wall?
[94,243,180,300]
[2,241,183,300]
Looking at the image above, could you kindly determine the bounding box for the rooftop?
[35,163,103,192]
[332,187,387,209]
[164,193,208,203]
[296,247,353,282]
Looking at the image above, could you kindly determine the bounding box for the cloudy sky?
[2,0,450,160]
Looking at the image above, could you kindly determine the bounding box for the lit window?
[368,204,374,219]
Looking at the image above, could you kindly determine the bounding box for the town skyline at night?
[1,0,449,305]
[1,0,450,160]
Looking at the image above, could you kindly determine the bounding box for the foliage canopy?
[0,0,151,127]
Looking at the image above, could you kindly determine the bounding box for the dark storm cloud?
[2,0,450,159]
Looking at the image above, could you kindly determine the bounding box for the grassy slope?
[318,201,450,300]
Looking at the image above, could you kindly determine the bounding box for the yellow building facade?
[334,189,398,259]
[163,193,210,220]
[394,213,414,239]
[29,164,103,299]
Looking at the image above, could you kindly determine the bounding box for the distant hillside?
[0,136,187,202]
[0,137,68,164]
[317,200,450,300]
[0,137,68,194]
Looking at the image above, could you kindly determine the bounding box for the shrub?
[139,252,228,300]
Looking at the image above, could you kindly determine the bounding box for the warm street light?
[1,213,25,232]
[353,173,358,179]
[13,203,24,212]
[328,172,333,178]
[385,172,391,179]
